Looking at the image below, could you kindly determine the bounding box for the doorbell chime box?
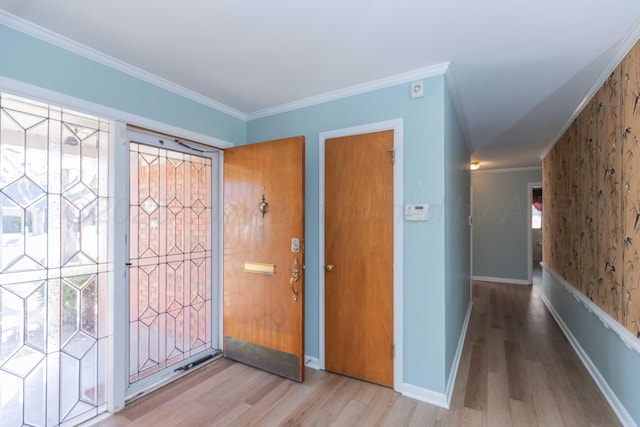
[405,204,429,221]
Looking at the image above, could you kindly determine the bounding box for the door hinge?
[386,148,395,165]
[392,344,395,358]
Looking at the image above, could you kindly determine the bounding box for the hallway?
[97,278,620,426]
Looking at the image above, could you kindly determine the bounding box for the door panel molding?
[318,119,403,391]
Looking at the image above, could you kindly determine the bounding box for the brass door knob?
[325,264,334,272]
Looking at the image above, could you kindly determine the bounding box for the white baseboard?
[399,299,473,410]
[446,300,473,406]
[304,355,320,370]
[472,275,530,285]
[540,291,636,427]
[400,383,448,409]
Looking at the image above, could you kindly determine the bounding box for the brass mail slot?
[244,262,276,275]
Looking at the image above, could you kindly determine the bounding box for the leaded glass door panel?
[0,93,110,426]
[128,133,216,393]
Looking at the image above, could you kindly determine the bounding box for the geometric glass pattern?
[0,93,110,426]
[129,142,212,383]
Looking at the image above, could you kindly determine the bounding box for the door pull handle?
[290,258,301,301]
[325,264,334,272]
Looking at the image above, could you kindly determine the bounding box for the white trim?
[248,64,449,120]
[318,118,404,392]
[472,276,531,285]
[397,299,472,412]
[400,383,448,408]
[472,166,542,174]
[543,294,636,427]
[444,66,473,156]
[304,356,321,371]
[540,265,637,427]
[217,153,225,351]
[527,183,533,284]
[445,300,473,406]
[470,184,474,286]
[541,264,640,357]
[0,76,234,149]
[540,15,640,160]
[0,10,247,121]
[111,121,128,412]
[0,11,453,124]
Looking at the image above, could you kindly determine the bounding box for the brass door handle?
[290,258,301,301]
[325,264,334,272]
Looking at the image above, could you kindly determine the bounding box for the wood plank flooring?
[95,278,620,427]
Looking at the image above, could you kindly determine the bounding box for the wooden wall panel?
[567,120,582,290]
[559,135,571,281]
[579,98,599,301]
[595,70,623,323]
[543,147,555,269]
[544,143,561,272]
[622,45,640,336]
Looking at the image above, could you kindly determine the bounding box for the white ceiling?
[1,0,640,169]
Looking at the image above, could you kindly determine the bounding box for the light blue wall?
[542,267,640,425]
[0,21,471,395]
[443,85,471,383]
[471,168,542,281]
[0,24,245,144]
[247,75,457,393]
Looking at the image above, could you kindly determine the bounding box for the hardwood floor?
[96,279,620,427]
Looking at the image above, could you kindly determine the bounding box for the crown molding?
[444,65,474,155]
[0,9,476,137]
[246,62,451,121]
[541,16,640,160]
[0,10,247,121]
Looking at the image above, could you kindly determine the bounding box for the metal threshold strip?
[125,349,224,405]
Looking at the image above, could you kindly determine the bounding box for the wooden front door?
[223,136,305,381]
[324,130,394,387]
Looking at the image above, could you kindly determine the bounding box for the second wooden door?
[324,130,394,387]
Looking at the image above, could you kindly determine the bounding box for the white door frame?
[318,118,404,391]
[527,182,542,284]
[470,183,474,295]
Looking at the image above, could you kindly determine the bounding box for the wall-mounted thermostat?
[405,204,429,221]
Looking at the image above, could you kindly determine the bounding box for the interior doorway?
[528,183,543,284]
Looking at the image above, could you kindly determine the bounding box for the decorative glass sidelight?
[128,142,212,383]
[0,93,110,426]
